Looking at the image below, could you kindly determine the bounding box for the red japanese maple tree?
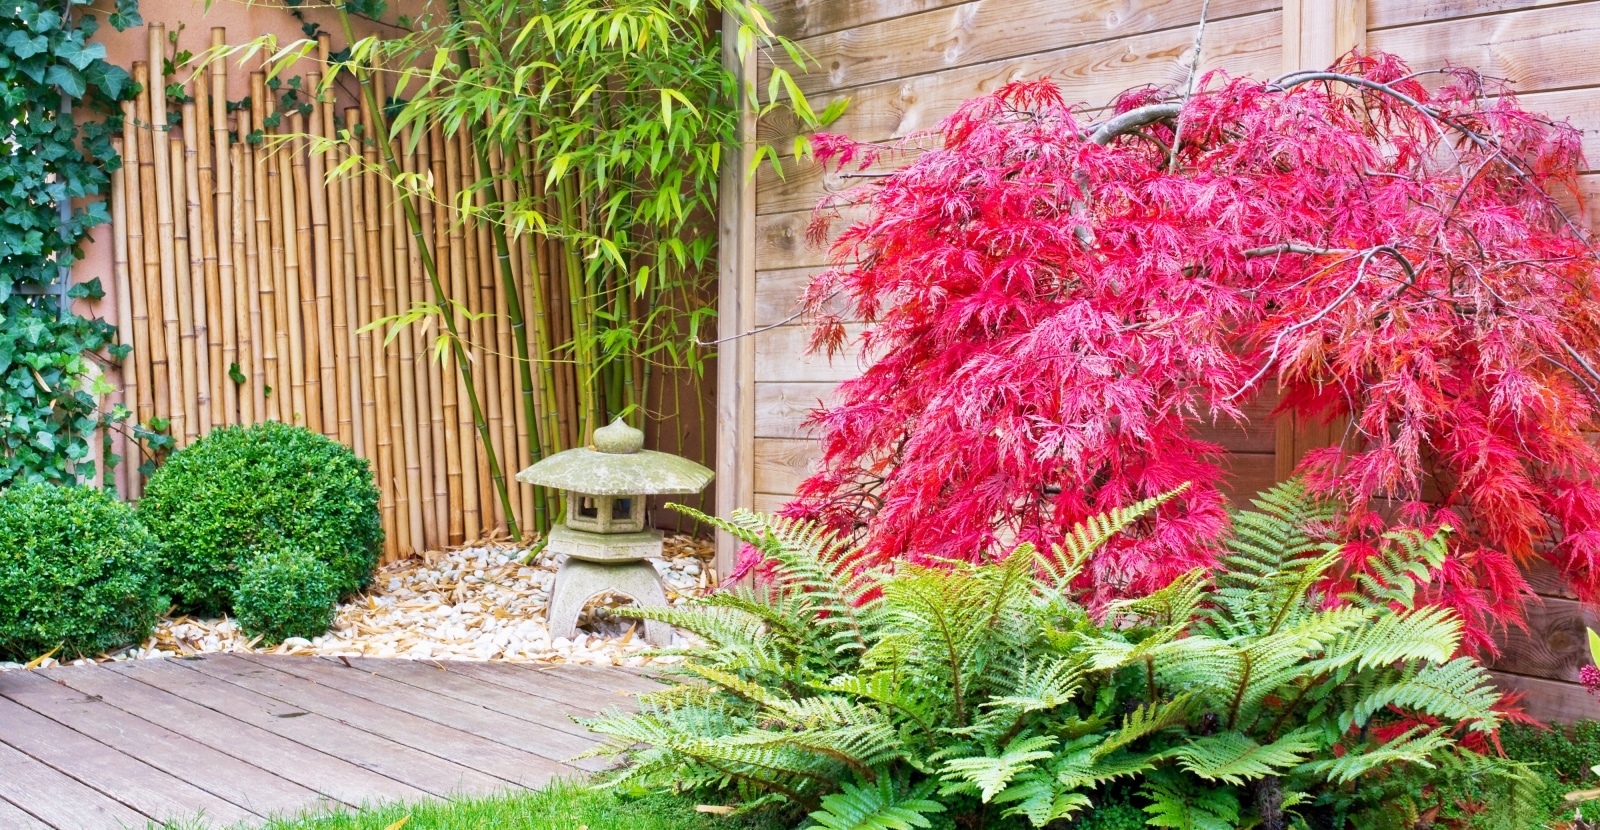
[785,53,1600,651]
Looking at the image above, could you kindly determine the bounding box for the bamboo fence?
[113,25,600,560]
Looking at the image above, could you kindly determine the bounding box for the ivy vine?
[0,0,139,490]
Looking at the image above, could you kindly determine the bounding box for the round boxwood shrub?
[233,543,338,644]
[139,421,382,615]
[0,483,165,661]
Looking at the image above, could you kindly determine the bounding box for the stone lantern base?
[544,524,671,646]
[546,524,663,562]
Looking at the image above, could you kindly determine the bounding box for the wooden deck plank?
[47,661,426,808]
[306,657,601,740]
[438,660,656,714]
[109,658,503,798]
[551,663,667,694]
[0,670,327,819]
[0,693,259,827]
[181,655,574,787]
[238,655,606,769]
[0,798,51,830]
[0,742,145,830]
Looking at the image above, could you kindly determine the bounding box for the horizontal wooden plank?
[757,10,1282,149]
[0,795,49,830]
[1489,594,1599,683]
[1367,3,1600,94]
[1490,669,1600,724]
[0,692,259,827]
[755,323,869,383]
[49,660,429,807]
[435,661,657,713]
[0,740,145,830]
[767,0,966,40]
[755,206,867,271]
[0,669,327,819]
[754,492,792,515]
[755,437,823,495]
[110,658,506,799]
[1513,88,1600,174]
[1525,556,1580,599]
[1368,0,1583,31]
[771,0,1279,98]
[756,381,840,439]
[756,266,840,328]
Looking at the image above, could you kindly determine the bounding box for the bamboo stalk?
[192,71,226,428]
[447,131,479,541]
[467,138,495,530]
[171,137,201,444]
[509,205,535,532]
[120,96,155,457]
[391,127,427,554]
[429,127,462,545]
[343,117,376,465]
[333,139,363,456]
[110,138,139,498]
[480,146,508,532]
[258,73,291,423]
[491,158,518,531]
[147,29,187,445]
[287,111,321,433]
[402,126,442,548]
[136,67,171,441]
[276,110,308,427]
[209,27,239,424]
[303,77,339,440]
[246,138,278,423]
[232,143,257,426]
[356,104,398,560]
[183,101,215,438]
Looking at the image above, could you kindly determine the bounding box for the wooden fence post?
[715,11,758,579]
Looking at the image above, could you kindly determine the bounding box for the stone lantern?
[515,417,713,646]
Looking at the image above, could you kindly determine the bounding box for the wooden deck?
[0,654,661,829]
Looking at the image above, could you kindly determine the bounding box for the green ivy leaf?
[66,277,103,301]
[55,39,106,71]
[45,64,86,98]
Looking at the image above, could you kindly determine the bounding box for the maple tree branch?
[1090,103,1183,146]
[1169,0,1213,172]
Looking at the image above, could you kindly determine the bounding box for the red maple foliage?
[785,52,1600,652]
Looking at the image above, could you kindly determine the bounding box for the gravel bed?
[2,534,716,672]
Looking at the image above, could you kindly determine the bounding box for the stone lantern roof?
[514,418,713,496]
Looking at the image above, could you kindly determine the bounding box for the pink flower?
[1580,664,1600,700]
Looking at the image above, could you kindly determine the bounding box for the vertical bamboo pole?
[245,139,277,422]
[110,139,139,498]
[479,147,507,532]
[489,146,518,529]
[192,75,226,428]
[120,96,155,451]
[304,76,339,440]
[135,66,170,443]
[232,144,257,426]
[147,29,187,445]
[277,110,308,427]
[510,211,535,531]
[182,101,215,438]
[258,74,292,423]
[209,28,239,424]
[392,127,427,554]
[468,139,496,529]
[448,132,479,541]
[171,136,200,444]
[288,111,321,433]
[359,106,399,560]
[331,141,361,455]
[430,128,463,544]
[343,114,375,464]
[402,127,441,548]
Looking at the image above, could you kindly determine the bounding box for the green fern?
[808,779,945,830]
[581,485,1522,829]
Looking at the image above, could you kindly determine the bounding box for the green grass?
[165,779,791,830]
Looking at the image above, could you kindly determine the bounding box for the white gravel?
[1,535,716,672]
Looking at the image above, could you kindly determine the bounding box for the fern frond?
[808,778,945,830]
[938,735,1057,802]
[1339,657,1501,730]
[1036,485,1188,592]
[1298,725,1453,784]
[1342,527,1451,611]
[1165,730,1318,786]
[1093,695,1192,760]
[1141,769,1242,830]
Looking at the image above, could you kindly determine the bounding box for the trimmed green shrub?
[233,544,338,644]
[139,421,382,614]
[0,483,164,660]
